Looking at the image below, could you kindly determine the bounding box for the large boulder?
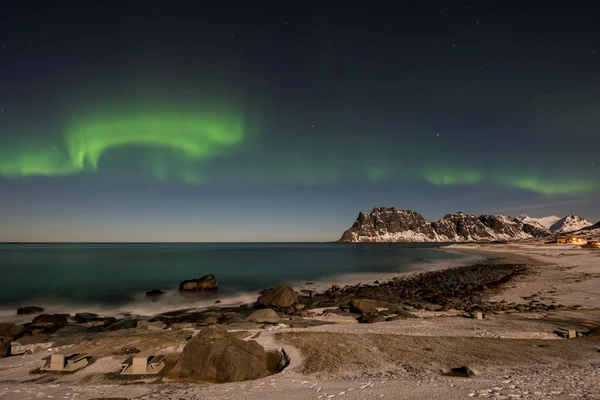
[246,309,280,324]
[16,306,44,315]
[349,299,377,314]
[0,337,10,358]
[0,322,24,340]
[179,274,218,291]
[172,325,269,382]
[31,314,68,328]
[258,286,298,308]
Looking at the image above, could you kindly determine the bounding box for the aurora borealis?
[1,106,245,178]
[1,1,598,241]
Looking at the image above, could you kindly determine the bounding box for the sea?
[0,242,477,319]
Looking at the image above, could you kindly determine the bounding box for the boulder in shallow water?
[173,325,269,382]
[146,288,166,297]
[179,274,218,291]
[258,286,298,308]
[16,306,44,315]
[246,309,280,324]
[349,299,377,314]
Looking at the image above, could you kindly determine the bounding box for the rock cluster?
[298,263,565,323]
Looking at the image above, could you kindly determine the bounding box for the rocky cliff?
[338,207,550,243]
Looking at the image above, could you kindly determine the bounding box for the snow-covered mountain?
[338,208,550,243]
[549,215,594,233]
[517,214,593,233]
[516,214,562,230]
[571,220,600,240]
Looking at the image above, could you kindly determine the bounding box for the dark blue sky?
[0,1,598,241]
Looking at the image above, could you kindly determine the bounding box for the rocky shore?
[1,261,571,355]
[2,243,600,400]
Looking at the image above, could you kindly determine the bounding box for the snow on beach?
[1,243,600,400]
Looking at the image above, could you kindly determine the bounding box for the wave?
[0,250,485,323]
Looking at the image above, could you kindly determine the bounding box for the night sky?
[1,1,599,242]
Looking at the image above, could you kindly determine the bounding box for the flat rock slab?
[247,309,280,324]
[349,299,377,314]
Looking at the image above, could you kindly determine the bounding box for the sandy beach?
[1,243,600,400]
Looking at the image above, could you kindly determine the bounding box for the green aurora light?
[0,110,597,196]
[0,109,245,178]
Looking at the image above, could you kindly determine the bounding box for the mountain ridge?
[338,207,593,243]
[517,214,593,233]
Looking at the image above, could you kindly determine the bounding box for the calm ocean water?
[0,243,469,316]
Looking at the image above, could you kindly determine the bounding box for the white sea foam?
[0,250,487,323]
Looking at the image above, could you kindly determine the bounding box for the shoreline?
[0,243,574,326]
[0,247,483,323]
[1,243,600,400]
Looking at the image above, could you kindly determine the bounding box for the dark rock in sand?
[173,325,269,382]
[197,316,219,326]
[146,288,166,297]
[107,318,138,330]
[0,322,24,340]
[179,274,218,291]
[258,286,298,309]
[447,365,475,377]
[323,308,361,318]
[289,320,333,328]
[119,346,141,355]
[31,314,68,328]
[424,303,443,312]
[246,309,280,324]
[0,336,11,358]
[56,325,88,335]
[16,306,44,315]
[349,299,378,314]
[89,398,129,400]
[14,334,50,345]
[359,314,386,324]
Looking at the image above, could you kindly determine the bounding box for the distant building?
[556,237,586,244]
[581,240,600,249]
